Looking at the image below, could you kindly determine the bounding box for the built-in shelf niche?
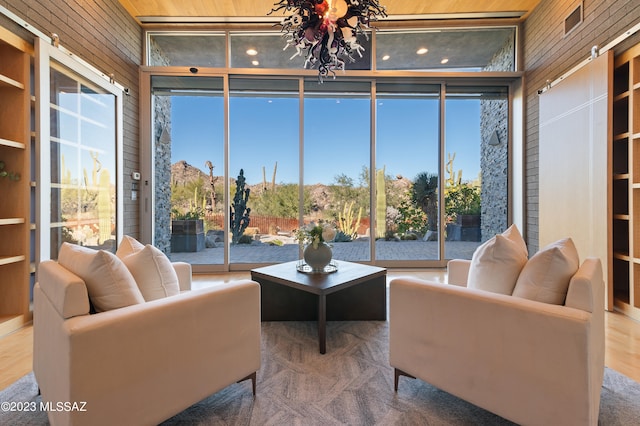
[0,26,31,337]
[612,42,640,321]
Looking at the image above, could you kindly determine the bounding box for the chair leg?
[394,368,415,392]
[237,372,257,396]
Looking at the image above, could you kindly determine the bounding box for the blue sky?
[170,95,481,185]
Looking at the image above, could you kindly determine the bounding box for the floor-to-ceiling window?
[142,26,518,271]
[304,80,372,262]
[375,82,441,263]
[229,78,300,264]
[150,76,225,265]
[444,86,510,260]
[147,77,510,269]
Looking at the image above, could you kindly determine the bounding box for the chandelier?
[269,0,387,81]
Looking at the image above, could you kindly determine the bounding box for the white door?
[538,51,612,308]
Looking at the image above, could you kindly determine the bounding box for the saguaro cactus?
[230,169,251,244]
[205,160,218,211]
[445,152,462,188]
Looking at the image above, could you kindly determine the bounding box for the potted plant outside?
[170,207,205,252]
[445,184,481,241]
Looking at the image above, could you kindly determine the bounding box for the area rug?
[2,321,640,425]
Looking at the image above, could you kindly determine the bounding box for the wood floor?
[2,270,640,391]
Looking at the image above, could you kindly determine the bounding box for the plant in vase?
[0,160,20,181]
[295,221,336,272]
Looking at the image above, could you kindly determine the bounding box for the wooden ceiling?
[118,0,542,24]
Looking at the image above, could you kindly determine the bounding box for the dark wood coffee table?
[251,260,386,354]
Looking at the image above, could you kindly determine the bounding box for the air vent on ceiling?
[564,2,583,36]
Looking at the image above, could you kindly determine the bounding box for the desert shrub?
[401,233,418,240]
[446,184,481,218]
[237,234,254,244]
[252,184,312,218]
[384,230,397,241]
[411,172,439,231]
[395,199,428,235]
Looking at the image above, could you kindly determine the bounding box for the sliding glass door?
[38,41,124,261]
[304,80,371,262]
[228,78,300,264]
[151,76,225,265]
[444,87,510,259]
[375,82,441,262]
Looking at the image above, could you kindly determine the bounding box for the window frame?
[36,38,125,261]
[140,24,523,271]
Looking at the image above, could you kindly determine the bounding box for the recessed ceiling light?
[417,48,428,55]
[382,55,390,61]
[251,60,259,66]
[246,48,258,56]
[441,58,449,64]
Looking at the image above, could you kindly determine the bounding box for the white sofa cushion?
[467,224,528,295]
[116,234,145,257]
[512,237,579,305]
[116,235,180,301]
[57,242,144,312]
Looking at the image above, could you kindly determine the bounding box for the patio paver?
[169,240,480,265]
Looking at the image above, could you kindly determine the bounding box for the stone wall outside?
[479,32,513,240]
[149,39,172,254]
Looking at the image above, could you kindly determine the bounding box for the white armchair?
[390,257,605,426]
[34,259,261,426]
